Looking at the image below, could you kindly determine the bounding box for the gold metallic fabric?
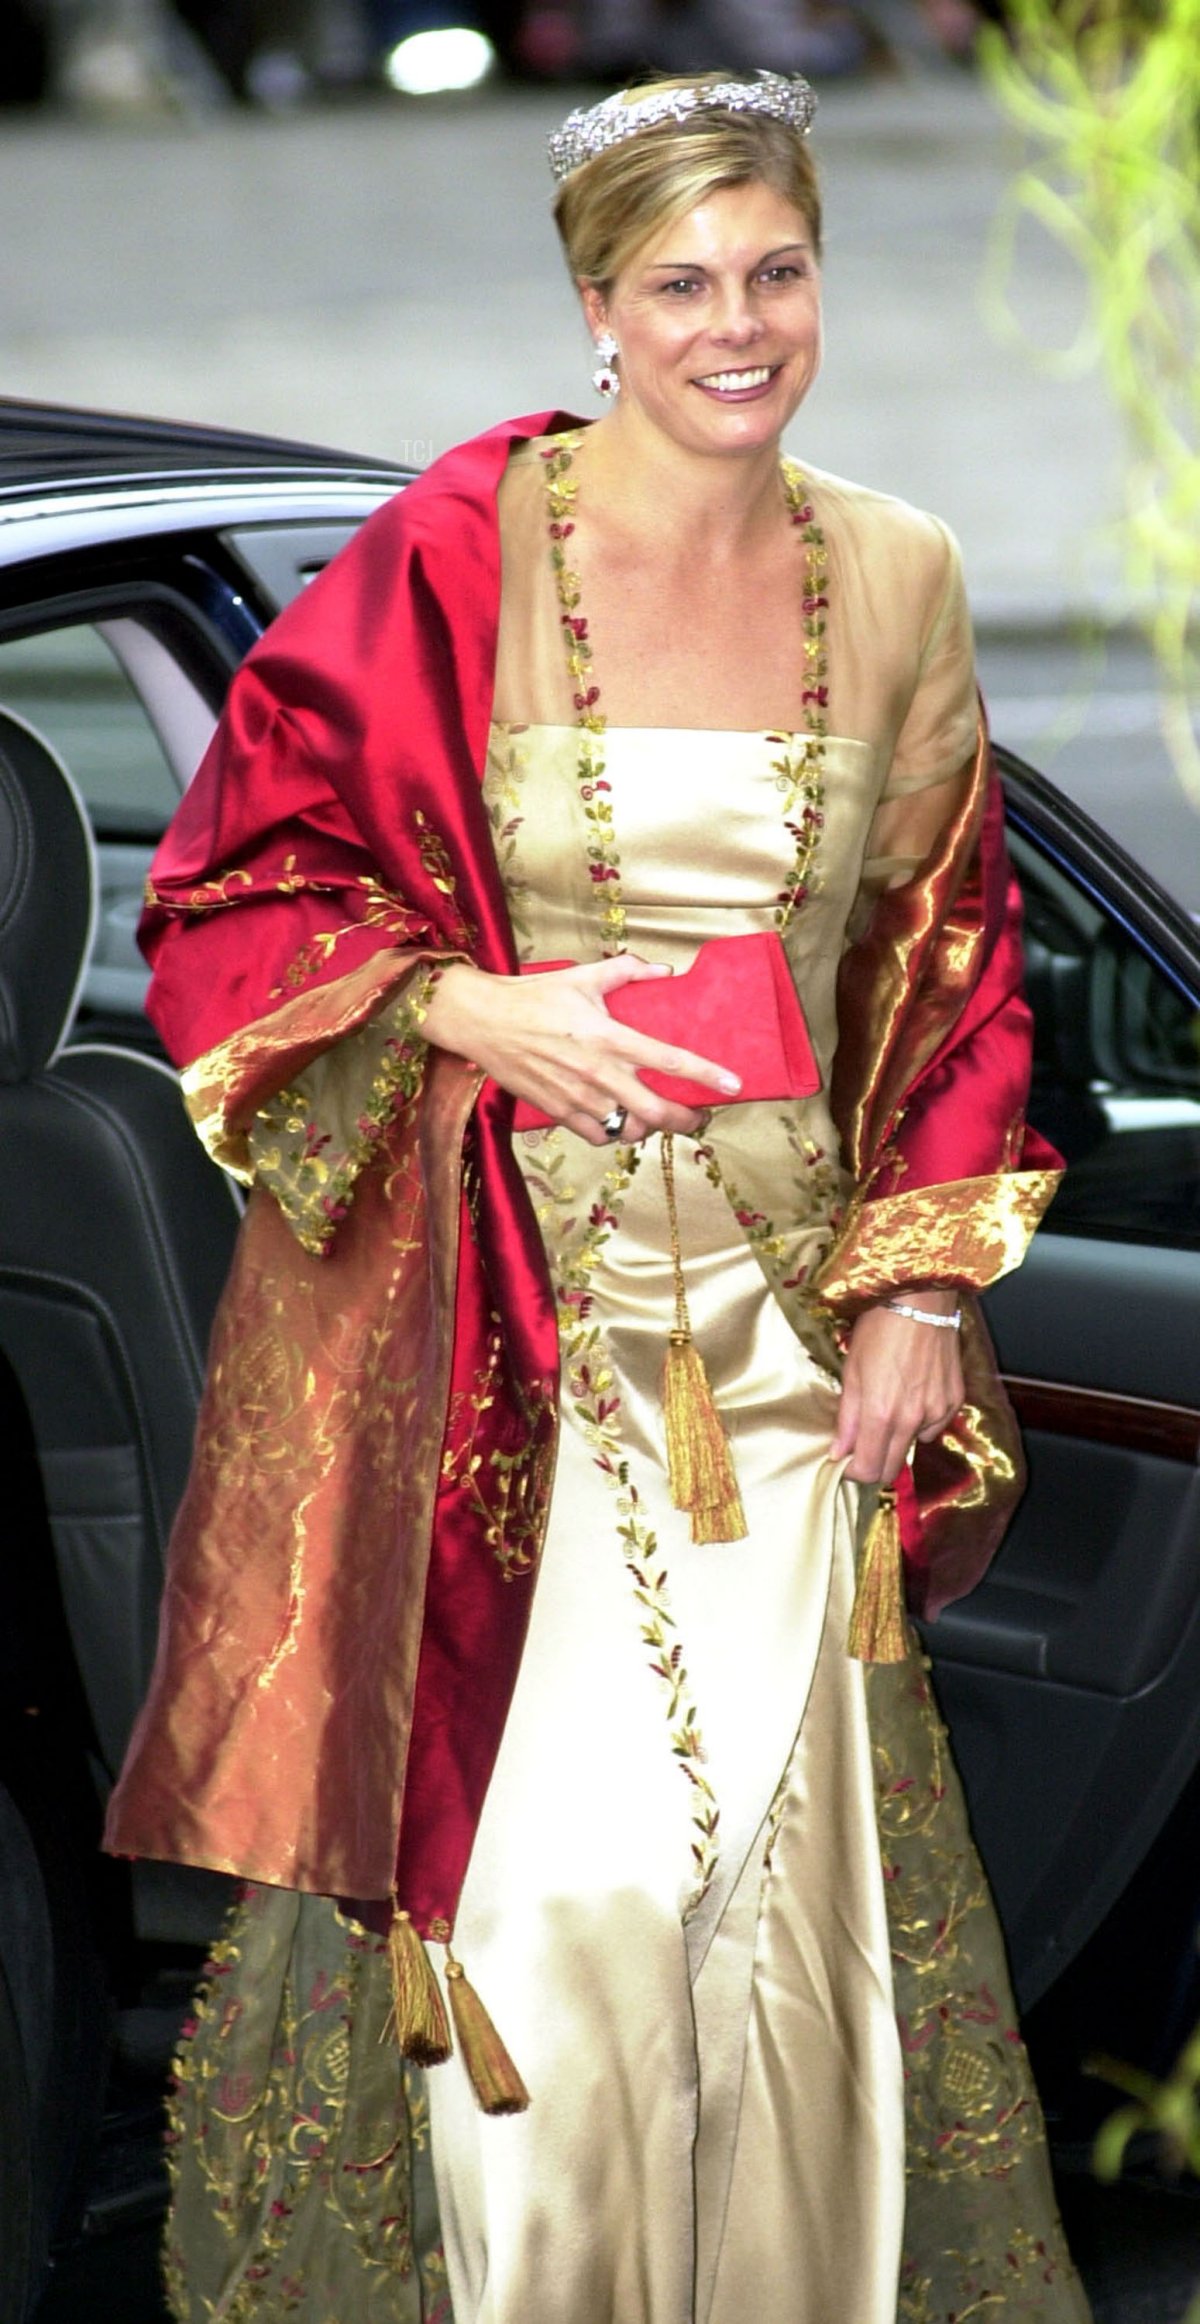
[104,1044,482,1899]
[814,1165,1062,1311]
[829,719,990,1186]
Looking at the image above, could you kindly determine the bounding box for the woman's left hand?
[830,1291,964,1486]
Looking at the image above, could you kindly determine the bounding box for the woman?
[107,69,1090,2324]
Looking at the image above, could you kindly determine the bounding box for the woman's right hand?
[421,955,741,1146]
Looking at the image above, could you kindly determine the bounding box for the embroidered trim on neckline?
[538,429,829,953]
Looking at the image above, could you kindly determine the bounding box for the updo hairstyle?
[553,74,823,294]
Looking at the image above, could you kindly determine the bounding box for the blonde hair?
[553,74,823,291]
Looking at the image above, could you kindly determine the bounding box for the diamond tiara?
[547,71,818,186]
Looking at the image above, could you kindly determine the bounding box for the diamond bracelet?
[884,1301,963,1331]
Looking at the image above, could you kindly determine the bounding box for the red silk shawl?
[104,413,1058,1934]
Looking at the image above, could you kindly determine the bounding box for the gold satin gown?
[162,446,1092,2324]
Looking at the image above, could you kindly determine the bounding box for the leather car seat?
[0,706,241,1843]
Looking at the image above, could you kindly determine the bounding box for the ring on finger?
[600,1104,628,1141]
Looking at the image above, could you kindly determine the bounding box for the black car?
[1,397,1198,2320]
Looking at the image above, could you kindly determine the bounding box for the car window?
[0,624,180,838]
[0,623,193,1033]
[222,520,364,610]
[1012,828,1200,1248]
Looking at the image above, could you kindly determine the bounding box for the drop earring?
[591,330,620,398]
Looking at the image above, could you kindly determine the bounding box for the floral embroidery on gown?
[163,441,1091,2324]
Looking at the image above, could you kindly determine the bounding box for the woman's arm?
[820,742,1060,1512]
[832,1291,963,1484]
[812,512,1059,1597]
[821,513,1046,1489]
[423,955,741,1147]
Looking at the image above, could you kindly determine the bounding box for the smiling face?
[580,178,822,460]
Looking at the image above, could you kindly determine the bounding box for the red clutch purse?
[510,931,820,1132]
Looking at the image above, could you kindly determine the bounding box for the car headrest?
[0,707,98,1084]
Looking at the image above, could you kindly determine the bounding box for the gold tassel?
[847,1487,908,1664]
[659,1136,747,1545]
[662,1332,747,1543]
[383,1905,452,2065]
[445,1953,530,2116]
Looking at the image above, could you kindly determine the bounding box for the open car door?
[930,753,1200,2009]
